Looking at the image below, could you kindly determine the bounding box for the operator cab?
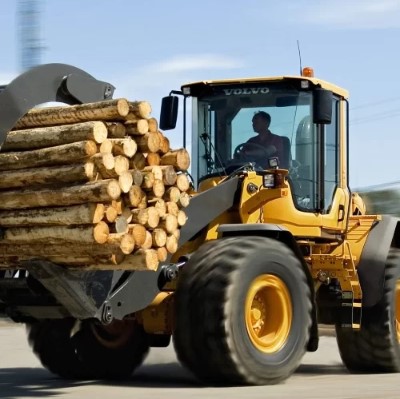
[161,68,348,214]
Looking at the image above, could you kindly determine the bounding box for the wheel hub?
[245,274,292,353]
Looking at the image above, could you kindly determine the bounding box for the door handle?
[338,204,345,222]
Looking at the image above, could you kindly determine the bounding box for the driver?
[244,111,291,169]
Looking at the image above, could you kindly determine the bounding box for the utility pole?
[17,0,43,71]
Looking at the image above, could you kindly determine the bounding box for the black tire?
[27,318,89,379]
[173,236,312,385]
[27,318,149,380]
[72,318,150,380]
[336,248,400,372]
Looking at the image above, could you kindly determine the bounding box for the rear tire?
[27,318,149,380]
[72,318,149,379]
[173,236,312,385]
[27,318,87,379]
[336,248,400,372]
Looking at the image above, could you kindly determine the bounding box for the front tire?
[173,236,312,385]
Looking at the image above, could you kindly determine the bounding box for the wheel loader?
[0,63,400,385]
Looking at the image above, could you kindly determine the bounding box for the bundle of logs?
[0,98,191,271]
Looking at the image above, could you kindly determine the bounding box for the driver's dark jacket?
[247,132,290,169]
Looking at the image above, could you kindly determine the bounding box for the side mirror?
[313,88,332,124]
[160,95,179,130]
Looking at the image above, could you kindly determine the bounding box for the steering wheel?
[233,142,276,165]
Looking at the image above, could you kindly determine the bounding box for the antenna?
[297,40,302,75]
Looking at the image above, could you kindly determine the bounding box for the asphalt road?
[1,320,400,399]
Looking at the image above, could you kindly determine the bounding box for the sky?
[1,0,400,189]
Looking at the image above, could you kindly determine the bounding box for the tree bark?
[0,179,121,209]
[135,133,160,153]
[2,121,108,151]
[106,122,126,138]
[0,203,105,226]
[125,119,149,135]
[160,148,190,170]
[0,141,98,171]
[14,99,130,129]
[0,162,97,189]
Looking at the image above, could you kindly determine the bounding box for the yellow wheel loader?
[0,64,399,385]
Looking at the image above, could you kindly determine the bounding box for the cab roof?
[181,75,349,99]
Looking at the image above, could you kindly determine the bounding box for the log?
[159,214,178,234]
[112,216,129,234]
[118,171,133,193]
[106,232,135,255]
[157,247,168,262]
[148,198,166,218]
[1,224,108,244]
[160,148,190,170]
[121,207,133,223]
[92,153,115,172]
[0,242,123,257]
[166,235,178,254]
[146,152,161,166]
[152,228,167,247]
[106,122,126,138]
[2,121,108,151]
[148,117,158,133]
[117,249,159,271]
[176,173,191,192]
[135,133,160,153]
[0,162,97,189]
[0,179,121,210]
[0,203,105,227]
[171,229,180,240]
[131,207,160,229]
[14,99,130,129]
[160,165,177,186]
[114,155,130,176]
[166,201,179,217]
[127,101,152,119]
[137,195,148,209]
[130,169,143,186]
[112,199,124,215]
[141,230,153,250]
[162,186,181,203]
[143,165,163,181]
[125,119,149,135]
[105,205,118,222]
[141,171,155,189]
[127,185,146,207]
[0,141,98,171]
[128,224,146,247]
[93,221,110,244]
[179,192,191,208]
[177,210,187,226]
[130,152,146,170]
[99,139,113,154]
[120,233,135,254]
[157,131,170,154]
[109,138,137,158]
[151,179,165,198]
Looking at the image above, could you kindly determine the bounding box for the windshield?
[192,82,312,181]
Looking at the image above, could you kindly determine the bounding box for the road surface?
[1,320,400,399]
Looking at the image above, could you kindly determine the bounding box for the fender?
[357,215,400,307]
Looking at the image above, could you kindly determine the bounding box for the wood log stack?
[0,98,191,271]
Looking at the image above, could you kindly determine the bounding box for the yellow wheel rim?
[396,280,400,343]
[245,274,292,353]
